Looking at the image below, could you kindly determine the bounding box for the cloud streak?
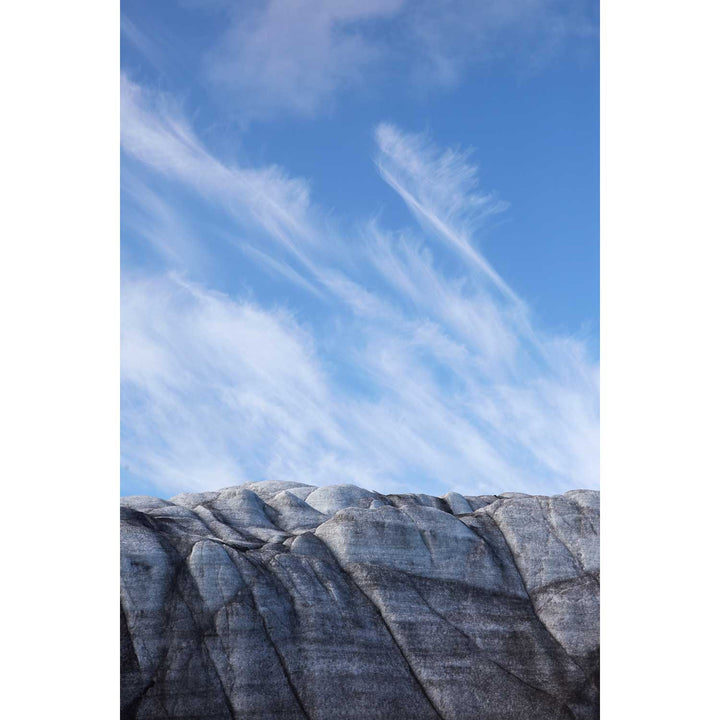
[121,79,598,497]
[375,123,516,303]
[121,75,317,261]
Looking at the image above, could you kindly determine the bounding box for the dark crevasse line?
[121,602,156,720]
[483,509,589,678]
[121,515,190,716]
[458,515,511,572]
[152,540,236,719]
[416,575,589,720]
[533,574,600,613]
[534,497,587,577]
[394,566,572,712]
[539,499,600,590]
[226,550,314,720]
[247,539,445,720]
[175,550,242,720]
[307,536,447,720]
[121,486,599,719]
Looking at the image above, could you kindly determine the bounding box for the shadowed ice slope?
[121,482,599,720]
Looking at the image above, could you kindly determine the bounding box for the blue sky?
[120,0,599,499]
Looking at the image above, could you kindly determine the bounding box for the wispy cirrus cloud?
[201,0,597,119]
[374,123,515,302]
[121,75,317,259]
[121,78,598,497]
[121,273,346,492]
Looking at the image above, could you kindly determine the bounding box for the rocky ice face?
[121,482,599,720]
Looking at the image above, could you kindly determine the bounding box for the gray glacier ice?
[121,481,599,719]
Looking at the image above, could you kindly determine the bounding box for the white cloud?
[121,273,345,494]
[374,123,516,302]
[121,74,317,261]
[121,167,206,270]
[121,82,598,496]
[120,272,522,497]
[206,0,406,117]
[202,0,597,119]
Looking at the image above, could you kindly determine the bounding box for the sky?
[120,0,599,499]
